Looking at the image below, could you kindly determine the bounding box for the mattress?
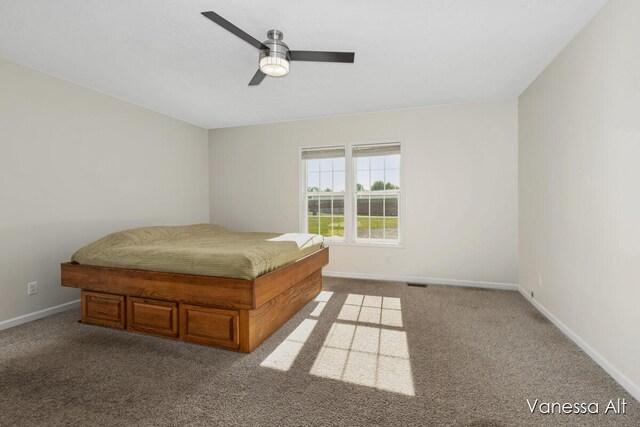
[71,224,324,280]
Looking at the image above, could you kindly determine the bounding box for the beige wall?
[519,0,640,398]
[0,58,209,323]
[209,99,518,286]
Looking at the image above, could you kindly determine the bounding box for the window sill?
[324,240,405,249]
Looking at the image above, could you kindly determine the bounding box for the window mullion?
[330,161,334,237]
[331,195,334,238]
[345,144,353,243]
[383,196,386,241]
[368,195,371,241]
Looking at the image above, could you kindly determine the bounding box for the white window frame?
[299,141,404,247]
[299,146,348,243]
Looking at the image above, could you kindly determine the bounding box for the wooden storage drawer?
[82,291,125,329]
[180,304,239,350]
[127,297,178,338]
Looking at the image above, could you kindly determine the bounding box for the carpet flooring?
[1,277,638,426]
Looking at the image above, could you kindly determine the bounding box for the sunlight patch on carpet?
[260,319,317,371]
[310,294,414,396]
[310,291,334,317]
[338,294,403,327]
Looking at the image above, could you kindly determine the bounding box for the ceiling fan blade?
[289,51,355,63]
[248,69,267,86]
[201,11,266,50]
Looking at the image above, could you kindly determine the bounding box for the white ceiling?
[0,0,607,129]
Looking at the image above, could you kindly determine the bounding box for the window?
[303,147,346,240]
[354,144,401,243]
[301,143,401,245]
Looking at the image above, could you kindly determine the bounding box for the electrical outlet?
[27,281,38,296]
[385,255,392,264]
[538,273,543,288]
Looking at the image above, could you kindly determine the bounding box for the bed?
[60,224,329,352]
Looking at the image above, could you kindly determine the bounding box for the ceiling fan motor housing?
[260,29,290,63]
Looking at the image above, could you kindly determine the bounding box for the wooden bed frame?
[60,247,329,353]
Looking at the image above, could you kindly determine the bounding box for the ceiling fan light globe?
[259,56,290,77]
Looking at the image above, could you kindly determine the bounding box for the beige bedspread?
[71,224,324,280]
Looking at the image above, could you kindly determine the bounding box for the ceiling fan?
[201,11,355,86]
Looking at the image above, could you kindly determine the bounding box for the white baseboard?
[518,287,640,403]
[0,299,80,332]
[323,270,518,291]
